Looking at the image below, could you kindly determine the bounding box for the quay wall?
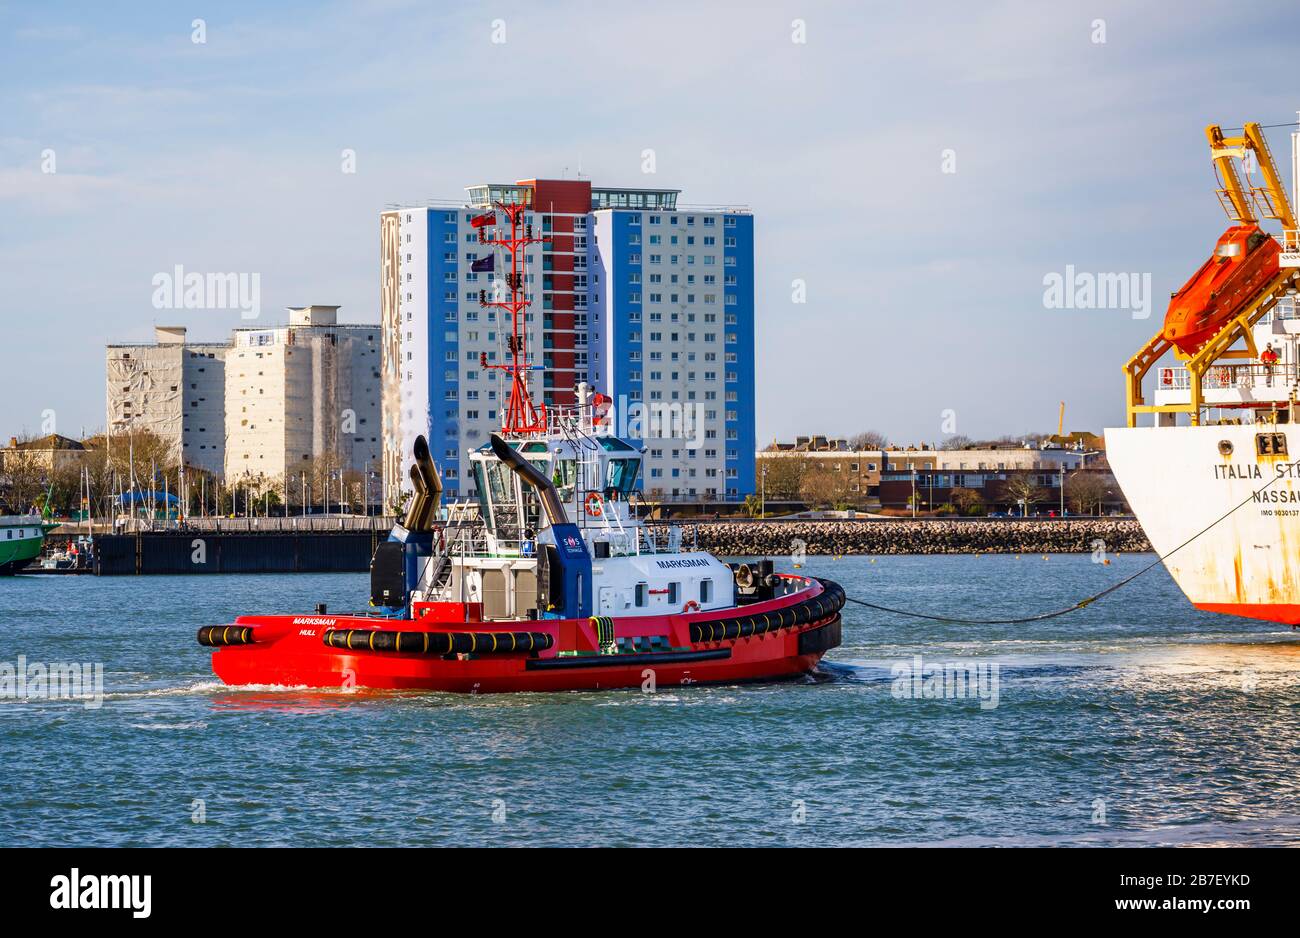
[93,531,382,575]
[88,519,1151,575]
[645,519,1150,556]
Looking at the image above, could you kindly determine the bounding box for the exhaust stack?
[402,435,443,532]
[488,433,569,526]
[488,433,590,618]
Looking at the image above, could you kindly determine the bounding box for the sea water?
[1,553,1297,847]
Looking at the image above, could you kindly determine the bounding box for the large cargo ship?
[1109,119,1300,624]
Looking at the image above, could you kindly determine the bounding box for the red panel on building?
[526,179,590,216]
[522,180,590,407]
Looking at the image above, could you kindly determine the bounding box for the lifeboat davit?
[1162,224,1280,356]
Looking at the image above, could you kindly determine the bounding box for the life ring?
[682,600,701,614]
[1160,368,1173,387]
[584,493,603,517]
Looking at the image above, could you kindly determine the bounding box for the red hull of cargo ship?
[1193,602,1300,626]
[205,576,843,694]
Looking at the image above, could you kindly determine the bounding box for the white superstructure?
[412,384,736,621]
[1150,298,1300,419]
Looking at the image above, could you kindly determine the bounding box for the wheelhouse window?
[552,458,578,502]
[606,457,640,495]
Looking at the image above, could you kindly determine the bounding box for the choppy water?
[2,553,1298,847]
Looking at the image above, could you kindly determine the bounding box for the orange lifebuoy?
[682,600,701,613]
[584,493,603,517]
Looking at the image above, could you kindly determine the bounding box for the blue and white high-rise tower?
[381,179,755,509]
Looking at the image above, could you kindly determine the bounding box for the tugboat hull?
[202,577,844,694]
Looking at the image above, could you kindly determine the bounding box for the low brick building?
[757,439,938,509]
[0,434,92,473]
[758,437,1120,515]
[878,445,1116,514]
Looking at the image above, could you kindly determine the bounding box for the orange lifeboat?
[1162,224,1280,357]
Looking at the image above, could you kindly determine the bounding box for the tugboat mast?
[477,199,548,436]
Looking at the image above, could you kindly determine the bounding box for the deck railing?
[1158,362,1299,391]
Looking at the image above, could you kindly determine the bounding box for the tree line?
[0,431,386,519]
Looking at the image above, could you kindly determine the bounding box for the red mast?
[477,199,548,435]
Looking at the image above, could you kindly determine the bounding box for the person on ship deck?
[1261,342,1279,387]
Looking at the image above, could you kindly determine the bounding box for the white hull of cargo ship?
[1106,425,1300,625]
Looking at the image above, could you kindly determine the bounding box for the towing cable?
[844,468,1285,625]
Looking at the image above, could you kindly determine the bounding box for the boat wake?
[99,680,337,701]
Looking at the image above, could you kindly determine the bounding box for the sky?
[4,0,1300,448]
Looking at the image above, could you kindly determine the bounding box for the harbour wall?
[92,531,383,575]
[87,519,1150,575]
[645,519,1150,556]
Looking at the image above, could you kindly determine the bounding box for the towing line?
[845,469,1285,625]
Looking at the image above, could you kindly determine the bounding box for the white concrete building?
[929,446,1090,472]
[107,309,381,487]
[224,306,381,485]
[106,326,230,474]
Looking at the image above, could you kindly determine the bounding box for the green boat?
[0,515,51,575]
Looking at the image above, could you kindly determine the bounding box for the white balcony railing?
[1158,363,1298,392]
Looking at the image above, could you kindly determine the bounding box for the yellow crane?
[1206,122,1298,244]
[1124,120,1300,426]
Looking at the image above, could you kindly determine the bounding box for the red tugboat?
[200,199,843,693]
